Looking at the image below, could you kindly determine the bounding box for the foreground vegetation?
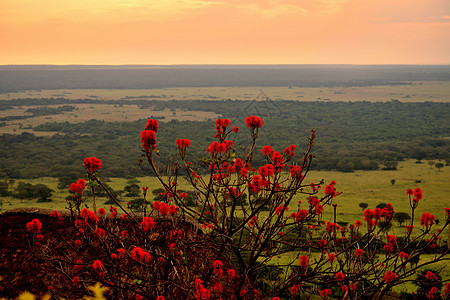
[18,116,449,299]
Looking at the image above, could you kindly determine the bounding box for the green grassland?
[2,159,448,226]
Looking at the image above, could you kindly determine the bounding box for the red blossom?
[420,212,436,228]
[329,253,336,263]
[248,216,258,226]
[80,208,99,225]
[110,206,118,218]
[140,130,157,151]
[335,272,345,282]
[145,119,159,132]
[83,157,102,173]
[428,287,438,299]
[132,247,151,263]
[320,289,332,298]
[94,228,106,237]
[262,145,274,156]
[97,208,106,215]
[354,248,364,258]
[140,216,155,232]
[72,277,80,284]
[284,144,296,156]
[399,252,410,260]
[156,296,166,300]
[232,126,239,133]
[175,138,191,149]
[92,260,103,272]
[227,269,236,280]
[26,219,42,235]
[245,115,263,129]
[425,271,438,281]
[383,271,397,283]
[291,284,300,295]
[299,255,309,267]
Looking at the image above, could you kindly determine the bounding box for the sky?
[1,0,449,65]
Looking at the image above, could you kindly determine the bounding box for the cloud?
[237,1,307,19]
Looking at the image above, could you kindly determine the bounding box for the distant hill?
[1,65,449,93]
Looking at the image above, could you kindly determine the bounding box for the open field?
[2,159,448,227]
[1,81,449,102]
[0,103,220,135]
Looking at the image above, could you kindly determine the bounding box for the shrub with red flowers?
[26,116,449,299]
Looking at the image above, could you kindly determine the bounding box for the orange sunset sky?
[1,0,449,65]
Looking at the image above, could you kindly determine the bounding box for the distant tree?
[34,184,53,202]
[435,162,444,172]
[382,160,398,170]
[359,202,369,211]
[16,182,35,199]
[390,179,396,185]
[0,182,8,196]
[393,212,411,226]
[8,179,15,189]
[428,160,435,169]
[376,203,387,209]
[124,184,140,197]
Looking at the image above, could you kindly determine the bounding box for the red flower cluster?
[140,130,157,151]
[215,118,230,137]
[407,187,423,205]
[383,271,397,283]
[428,287,438,299]
[324,181,337,197]
[425,271,438,281]
[94,228,106,237]
[284,144,296,156]
[248,216,258,226]
[153,201,179,217]
[97,208,106,215]
[70,178,86,195]
[145,119,159,132]
[206,141,230,154]
[291,284,301,295]
[299,255,309,267]
[275,204,289,215]
[26,219,42,235]
[245,116,263,129]
[420,212,436,228]
[175,138,191,150]
[398,252,409,260]
[328,253,336,263]
[289,165,303,180]
[290,209,308,222]
[83,157,102,173]
[320,289,332,298]
[354,248,364,258]
[194,278,211,300]
[335,272,345,282]
[262,145,274,156]
[132,247,151,263]
[92,260,103,272]
[110,206,118,218]
[326,222,340,234]
[140,216,155,232]
[213,260,224,277]
[80,208,99,226]
[258,164,274,177]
